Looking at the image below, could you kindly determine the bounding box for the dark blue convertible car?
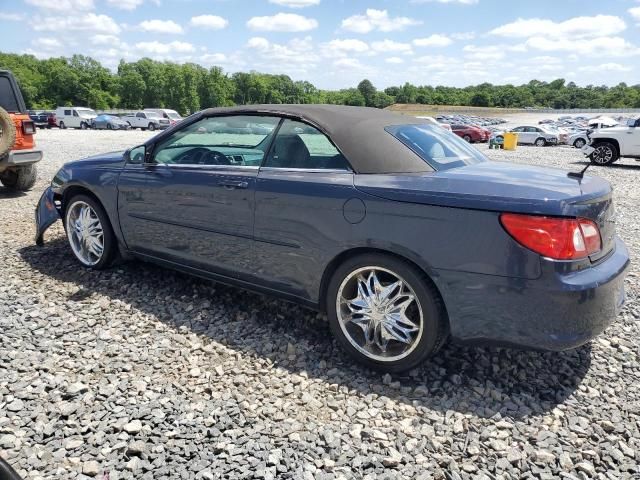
[35,105,629,372]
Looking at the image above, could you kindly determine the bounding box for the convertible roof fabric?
[198,104,433,174]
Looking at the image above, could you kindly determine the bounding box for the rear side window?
[64,109,71,115]
[0,76,20,112]
[385,124,487,171]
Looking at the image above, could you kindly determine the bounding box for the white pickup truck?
[122,111,171,131]
[583,117,640,165]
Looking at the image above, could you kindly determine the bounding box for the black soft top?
[0,70,27,113]
[198,104,433,174]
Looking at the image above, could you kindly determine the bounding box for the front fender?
[34,186,61,245]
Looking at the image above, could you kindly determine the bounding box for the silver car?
[510,126,559,146]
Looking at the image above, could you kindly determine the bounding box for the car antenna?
[567,163,590,180]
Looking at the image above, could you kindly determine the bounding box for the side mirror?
[627,119,637,128]
[127,145,146,164]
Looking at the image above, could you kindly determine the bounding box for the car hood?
[66,151,126,168]
[354,161,611,216]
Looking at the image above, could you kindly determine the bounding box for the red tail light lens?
[500,213,601,260]
[22,120,36,135]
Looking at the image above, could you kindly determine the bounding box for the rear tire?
[535,137,547,147]
[0,164,38,191]
[59,121,66,129]
[0,107,17,157]
[326,253,448,373]
[590,142,618,166]
[463,134,472,143]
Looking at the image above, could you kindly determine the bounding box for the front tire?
[326,254,448,373]
[64,195,116,269]
[535,137,547,147]
[463,134,472,143]
[590,142,618,165]
[80,122,88,130]
[148,123,156,131]
[59,121,66,129]
[0,164,38,191]
[573,138,586,149]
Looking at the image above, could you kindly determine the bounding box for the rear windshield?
[385,124,487,171]
[0,76,20,112]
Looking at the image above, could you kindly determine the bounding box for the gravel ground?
[1,126,639,480]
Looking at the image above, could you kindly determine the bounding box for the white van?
[55,107,97,129]
[144,108,182,125]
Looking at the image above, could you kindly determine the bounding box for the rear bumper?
[436,237,630,351]
[0,149,43,167]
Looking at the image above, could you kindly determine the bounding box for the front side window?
[153,115,280,167]
[264,119,350,170]
[385,124,487,171]
[136,112,144,118]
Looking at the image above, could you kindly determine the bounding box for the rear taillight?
[22,120,36,135]
[500,213,602,260]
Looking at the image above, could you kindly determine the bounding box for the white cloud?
[190,15,228,30]
[579,63,632,72]
[385,57,404,64]
[526,36,638,57]
[333,58,367,70]
[463,43,526,61]
[530,56,562,64]
[490,15,626,39]
[31,13,121,34]
[0,12,25,21]
[413,34,452,47]
[139,19,183,34]
[629,7,640,22]
[411,0,478,4]
[200,53,228,63]
[247,37,271,50]
[371,39,413,54]
[135,41,195,54]
[25,0,94,11]
[323,39,370,55]
[106,0,143,10]
[247,13,318,32]
[268,0,320,7]
[33,38,62,50]
[244,36,318,74]
[451,31,475,40]
[341,9,421,33]
[91,34,121,46]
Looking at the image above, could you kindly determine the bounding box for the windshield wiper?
[567,163,590,179]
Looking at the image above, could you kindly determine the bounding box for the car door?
[513,127,531,144]
[117,114,280,280]
[253,118,356,300]
[621,118,640,156]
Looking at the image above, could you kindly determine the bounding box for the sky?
[1,0,639,90]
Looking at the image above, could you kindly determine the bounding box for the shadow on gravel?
[570,160,640,171]
[0,187,28,198]
[20,238,592,420]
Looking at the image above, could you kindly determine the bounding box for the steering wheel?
[175,147,230,165]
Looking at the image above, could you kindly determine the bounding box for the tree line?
[1,52,639,114]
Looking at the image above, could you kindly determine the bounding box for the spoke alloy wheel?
[337,266,423,362]
[593,146,613,164]
[66,201,104,266]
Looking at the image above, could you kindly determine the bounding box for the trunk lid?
[354,161,616,261]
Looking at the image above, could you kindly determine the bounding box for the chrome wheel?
[535,138,546,147]
[336,267,423,362]
[66,201,104,266]
[592,145,614,164]
[574,139,586,149]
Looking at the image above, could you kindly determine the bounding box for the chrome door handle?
[219,180,249,189]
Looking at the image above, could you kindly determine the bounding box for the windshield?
[77,108,97,116]
[385,124,487,171]
[166,111,181,120]
[145,112,162,119]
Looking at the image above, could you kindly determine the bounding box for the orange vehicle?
[0,69,42,191]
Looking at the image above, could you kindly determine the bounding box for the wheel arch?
[318,247,449,321]
[592,137,620,153]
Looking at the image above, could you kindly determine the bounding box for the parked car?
[0,70,42,191]
[415,116,452,131]
[35,105,629,373]
[144,108,182,125]
[54,106,97,129]
[451,124,490,143]
[91,114,131,130]
[583,117,640,165]
[509,126,559,146]
[122,111,170,131]
[28,110,55,129]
